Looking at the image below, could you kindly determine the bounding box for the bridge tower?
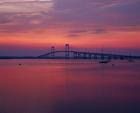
[65,44,70,59]
[51,46,55,58]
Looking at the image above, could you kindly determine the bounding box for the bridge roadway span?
[38,50,140,59]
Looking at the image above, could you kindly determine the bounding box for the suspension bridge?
[0,44,139,60]
[38,44,140,60]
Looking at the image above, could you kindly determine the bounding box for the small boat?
[18,63,22,65]
[99,59,110,64]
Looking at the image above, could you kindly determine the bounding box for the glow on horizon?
[0,31,139,49]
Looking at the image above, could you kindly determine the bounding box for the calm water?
[0,59,140,113]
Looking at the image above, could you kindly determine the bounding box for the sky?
[0,0,140,56]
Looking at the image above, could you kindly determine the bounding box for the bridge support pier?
[94,55,97,59]
[73,52,78,59]
[88,54,92,59]
[51,46,55,58]
[65,44,70,59]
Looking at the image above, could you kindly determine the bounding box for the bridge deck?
[38,50,140,59]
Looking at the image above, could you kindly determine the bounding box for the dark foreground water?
[0,60,140,113]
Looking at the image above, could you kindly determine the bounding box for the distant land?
[0,54,140,60]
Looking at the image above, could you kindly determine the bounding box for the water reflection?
[0,60,140,113]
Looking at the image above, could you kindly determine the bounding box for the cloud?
[0,12,49,33]
[98,0,140,26]
[92,29,106,34]
[67,34,79,37]
[66,28,107,38]
[0,0,53,13]
[70,30,88,34]
[0,0,140,34]
[0,0,54,33]
[50,0,140,30]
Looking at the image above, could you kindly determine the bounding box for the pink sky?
[0,0,140,56]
